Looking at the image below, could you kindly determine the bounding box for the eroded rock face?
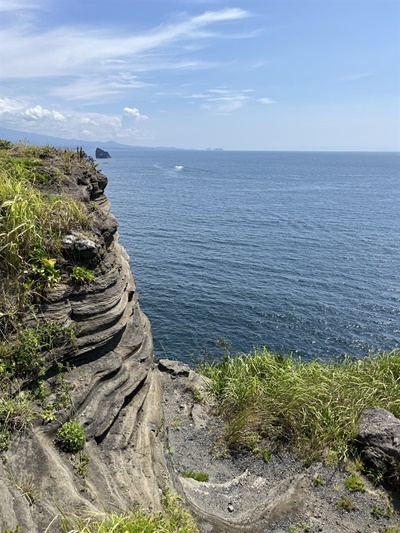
[0,166,169,532]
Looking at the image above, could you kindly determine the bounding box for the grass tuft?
[60,487,198,532]
[199,348,400,464]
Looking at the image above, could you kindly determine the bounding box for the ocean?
[99,149,400,364]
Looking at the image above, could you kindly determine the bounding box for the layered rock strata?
[0,162,169,532]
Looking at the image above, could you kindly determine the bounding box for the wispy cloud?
[0,0,43,11]
[337,73,372,82]
[0,8,251,80]
[259,97,275,104]
[186,88,275,113]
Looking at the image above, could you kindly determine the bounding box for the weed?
[289,523,311,533]
[7,468,40,506]
[0,428,12,452]
[336,495,358,512]
[70,266,95,284]
[74,452,90,477]
[313,473,324,487]
[181,469,209,482]
[371,503,392,519]
[15,475,40,505]
[254,445,271,462]
[56,420,85,453]
[345,474,366,492]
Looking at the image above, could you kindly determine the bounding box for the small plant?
[74,452,90,477]
[371,503,392,519]
[254,445,271,462]
[386,527,400,533]
[345,474,366,492]
[15,475,40,505]
[313,473,324,487]
[181,469,209,482]
[336,495,357,512]
[289,523,310,533]
[70,266,95,284]
[0,428,12,452]
[56,420,85,453]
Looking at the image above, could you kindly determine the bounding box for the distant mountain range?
[0,127,181,152]
[0,126,136,150]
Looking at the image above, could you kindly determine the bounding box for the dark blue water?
[99,149,400,364]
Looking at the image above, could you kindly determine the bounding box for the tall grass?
[0,142,92,330]
[0,171,88,277]
[60,488,198,533]
[199,348,400,463]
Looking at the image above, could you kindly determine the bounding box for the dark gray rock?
[61,234,101,265]
[158,359,191,377]
[357,407,400,465]
[95,147,111,159]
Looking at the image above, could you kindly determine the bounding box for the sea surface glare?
[100,149,400,364]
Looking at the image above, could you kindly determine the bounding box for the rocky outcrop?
[0,163,169,532]
[357,407,400,486]
[95,147,111,158]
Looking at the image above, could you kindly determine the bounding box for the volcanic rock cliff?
[0,156,169,532]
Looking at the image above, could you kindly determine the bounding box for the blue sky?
[0,0,399,150]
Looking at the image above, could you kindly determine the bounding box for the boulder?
[95,148,111,159]
[158,359,191,377]
[357,407,400,469]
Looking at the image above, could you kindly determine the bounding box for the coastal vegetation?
[199,347,400,481]
[0,141,95,451]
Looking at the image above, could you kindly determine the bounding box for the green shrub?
[70,266,95,284]
[181,470,209,482]
[56,420,85,453]
[344,474,366,492]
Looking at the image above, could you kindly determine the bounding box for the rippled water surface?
[100,150,400,363]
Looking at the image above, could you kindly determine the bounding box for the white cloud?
[80,117,99,126]
[258,97,275,104]
[0,95,151,142]
[124,107,148,121]
[0,96,24,115]
[22,105,65,121]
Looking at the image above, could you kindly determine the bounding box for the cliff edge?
[0,146,169,532]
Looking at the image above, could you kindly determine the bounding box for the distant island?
[95,147,111,159]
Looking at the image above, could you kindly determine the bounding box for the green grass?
[60,488,198,532]
[180,470,209,482]
[199,348,400,464]
[344,474,366,492]
[0,147,89,279]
